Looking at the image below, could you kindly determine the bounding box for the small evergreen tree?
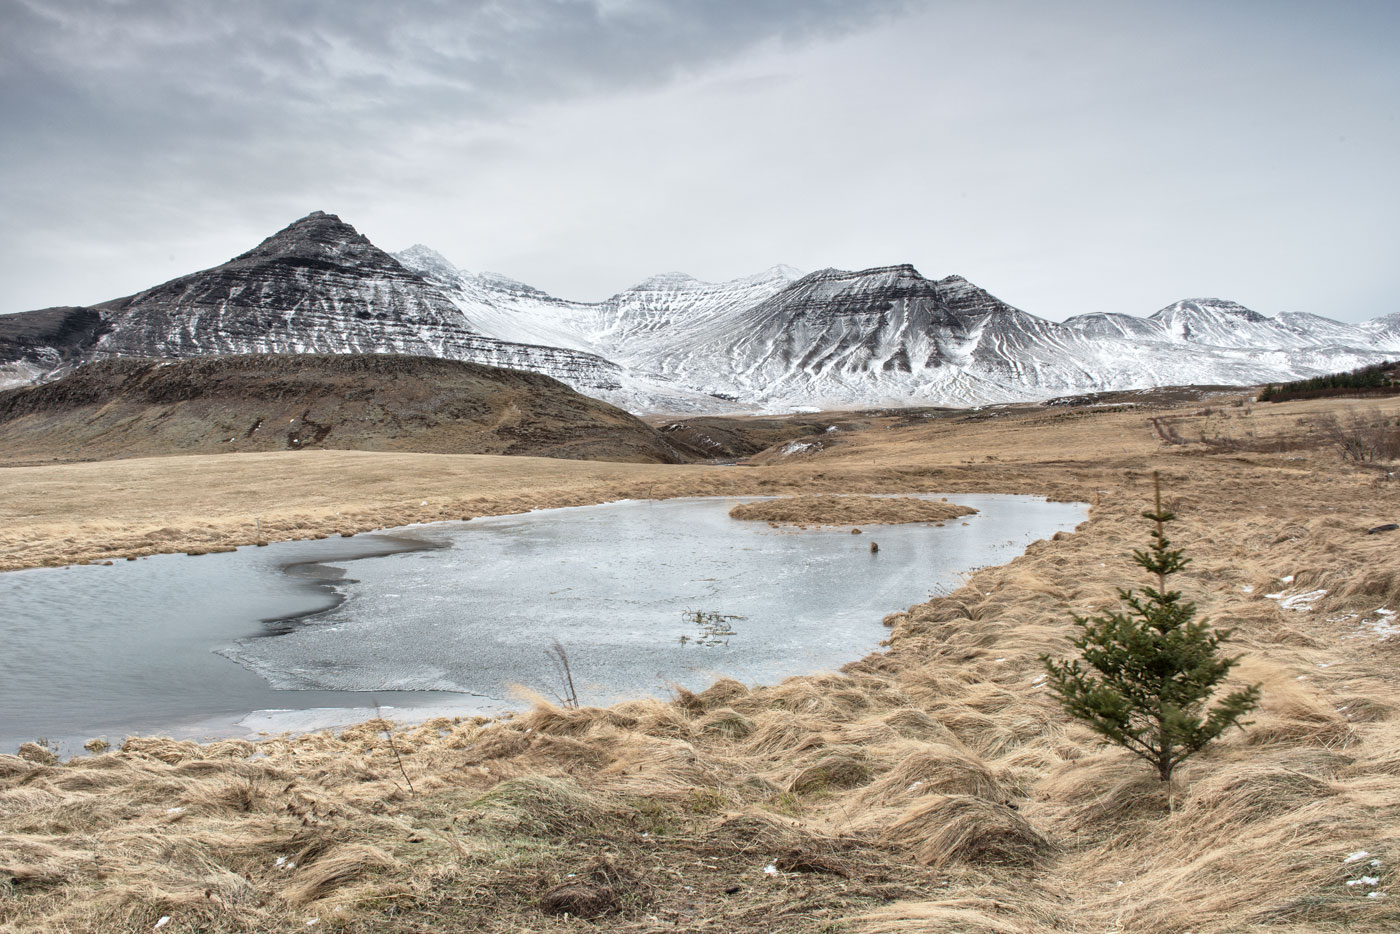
[1042,475,1261,781]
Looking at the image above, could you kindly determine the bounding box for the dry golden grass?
[728,493,976,526]
[2,392,1399,931]
[0,448,993,570]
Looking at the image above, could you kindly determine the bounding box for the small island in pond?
[728,494,977,527]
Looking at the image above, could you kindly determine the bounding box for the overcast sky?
[2,0,1397,322]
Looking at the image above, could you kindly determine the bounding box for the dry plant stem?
[374,701,414,796]
[548,638,580,709]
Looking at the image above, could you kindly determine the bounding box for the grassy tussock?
[469,775,622,837]
[282,843,399,905]
[696,707,756,739]
[880,708,960,743]
[853,897,1038,934]
[1237,668,1357,750]
[1038,753,1170,829]
[881,794,1051,868]
[855,743,1003,805]
[786,749,874,793]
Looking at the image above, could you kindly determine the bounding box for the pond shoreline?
[2,493,1086,756]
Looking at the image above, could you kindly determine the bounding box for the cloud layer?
[2,0,1396,322]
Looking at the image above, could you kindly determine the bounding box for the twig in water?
[547,638,580,709]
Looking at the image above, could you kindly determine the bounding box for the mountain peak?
[1151,298,1267,324]
[274,210,353,237]
[767,263,804,278]
[721,264,805,288]
[232,211,375,266]
[398,243,451,264]
[799,263,927,286]
[629,272,701,290]
[394,244,465,282]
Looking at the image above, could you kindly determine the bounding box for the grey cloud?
[3,0,908,168]
[4,0,910,129]
[0,0,909,308]
[1,0,1396,324]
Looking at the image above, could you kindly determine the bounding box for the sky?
[2,0,1397,322]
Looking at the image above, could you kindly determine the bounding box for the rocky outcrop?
[0,306,109,386]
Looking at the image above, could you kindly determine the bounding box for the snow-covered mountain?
[1362,313,1400,344]
[3,211,1397,412]
[395,246,804,411]
[395,248,1400,410]
[0,213,623,394]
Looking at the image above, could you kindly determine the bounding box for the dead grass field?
[2,392,1400,932]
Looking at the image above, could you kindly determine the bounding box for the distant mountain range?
[3,211,1397,413]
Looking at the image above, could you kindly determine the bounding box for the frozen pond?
[0,494,1086,753]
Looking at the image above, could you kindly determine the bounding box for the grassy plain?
[2,391,1399,932]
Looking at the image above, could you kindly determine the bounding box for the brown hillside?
[0,353,684,465]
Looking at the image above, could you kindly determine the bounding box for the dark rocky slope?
[0,306,110,383]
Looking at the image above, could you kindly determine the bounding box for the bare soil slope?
[0,353,684,466]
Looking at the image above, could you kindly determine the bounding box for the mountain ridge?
[3,211,1397,413]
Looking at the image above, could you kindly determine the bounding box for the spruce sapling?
[1042,474,1261,781]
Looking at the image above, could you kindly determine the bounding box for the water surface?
[0,494,1085,753]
